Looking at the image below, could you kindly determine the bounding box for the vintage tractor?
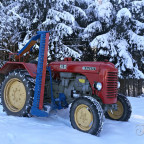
[0,31,132,136]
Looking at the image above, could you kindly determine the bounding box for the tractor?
[0,31,132,136]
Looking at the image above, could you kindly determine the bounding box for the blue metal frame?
[47,66,56,109]
[31,65,68,117]
[17,31,68,117]
[55,93,68,110]
[18,31,49,56]
[31,32,49,117]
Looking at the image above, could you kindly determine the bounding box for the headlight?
[94,82,102,91]
[117,82,120,88]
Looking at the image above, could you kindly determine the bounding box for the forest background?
[0,0,144,96]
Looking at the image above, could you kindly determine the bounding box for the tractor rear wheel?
[105,94,132,121]
[1,70,35,117]
[70,96,104,136]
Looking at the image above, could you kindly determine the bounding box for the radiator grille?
[0,60,6,69]
[106,72,118,98]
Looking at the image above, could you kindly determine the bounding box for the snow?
[90,29,117,56]
[0,97,144,144]
[116,39,133,70]
[0,48,12,53]
[128,30,144,51]
[69,5,87,19]
[133,67,144,79]
[76,0,93,5]
[97,2,114,25]
[82,21,102,39]
[116,8,132,22]
[47,9,75,24]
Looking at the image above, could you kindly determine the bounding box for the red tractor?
[0,31,132,136]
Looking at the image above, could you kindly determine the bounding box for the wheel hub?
[107,101,124,119]
[74,104,93,131]
[4,78,26,112]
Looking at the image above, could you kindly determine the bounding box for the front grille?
[106,72,118,98]
[0,60,6,69]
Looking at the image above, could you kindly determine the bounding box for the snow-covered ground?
[0,97,144,144]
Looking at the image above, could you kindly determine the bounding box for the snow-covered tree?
[88,0,144,78]
[38,0,88,60]
[0,0,144,79]
[5,0,86,60]
[0,1,29,53]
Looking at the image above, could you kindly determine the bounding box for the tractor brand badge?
[82,66,96,71]
[60,64,67,69]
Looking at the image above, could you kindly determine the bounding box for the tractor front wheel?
[70,96,104,136]
[1,70,34,117]
[105,94,132,121]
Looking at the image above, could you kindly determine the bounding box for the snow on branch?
[69,5,87,19]
[47,9,75,24]
[0,2,4,8]
[0,48,12,53]
[90,30,116,49]
[133,67,144,79]
[58,42,81,59]
[52,23,73,41]
[97,2,114,24]
[49,0,74,6]
[128,30,144,51]
[131,19,144,35]
[82,21,102,39]
[75,0,93,5]
[131,0,144,13]
[115,39,133,70]
[116,8,131,23]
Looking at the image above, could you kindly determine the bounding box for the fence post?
[128,78,130,96]
[138,79,142,96]
[119,78,144,97]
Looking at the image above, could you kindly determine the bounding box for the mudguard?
[0,62,37,78]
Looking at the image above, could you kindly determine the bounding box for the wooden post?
[130,79,133,96]
[138,79,142,96]
[121,79,125,94]
[124,78,126,95]
[128,78,130,96]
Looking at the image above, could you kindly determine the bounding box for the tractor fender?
[0,62,37,78]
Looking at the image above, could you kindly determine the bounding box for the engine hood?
[49,61,117,74]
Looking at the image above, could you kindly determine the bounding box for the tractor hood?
[49,61,117,74]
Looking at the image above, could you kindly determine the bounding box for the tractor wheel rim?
[107,101,124,119]
[4,78,26,112]
[74,104,93,131]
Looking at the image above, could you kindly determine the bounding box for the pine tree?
[0,1,23,58]
[0,0,144,79]
[89,0,144,78]
[38,0,88,60]
[79,0,116,61]
[7,0,86,60]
